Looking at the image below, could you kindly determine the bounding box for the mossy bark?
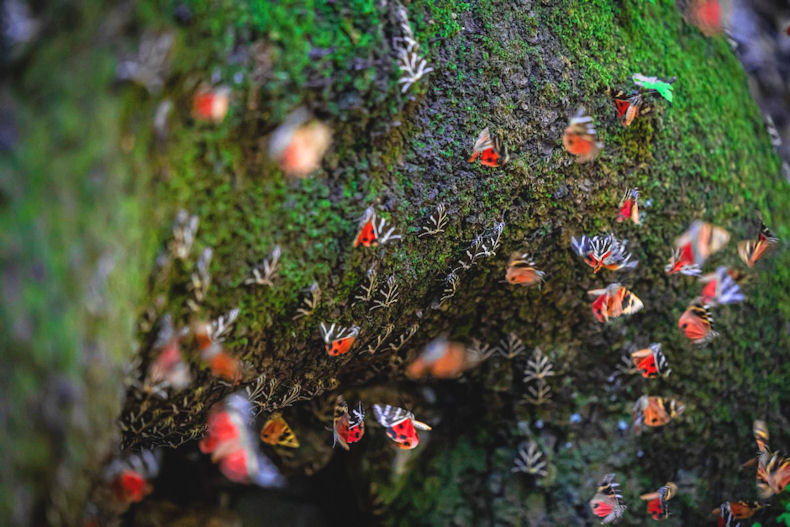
[3,0,790,525]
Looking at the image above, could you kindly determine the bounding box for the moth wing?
[621,289,643,315]
[644,397,670,426]
[737,239,755,267]
[615,99,631,118]
[333,416,351,451]
[429,344,467,379]
[334,396,349,421]
[276,419,300,448]
[354,218,378,248]
[753,419,770,452]
[589,494,614,518]
[217,447,251,484]
[472,127,492,152]
[623,102,638,126]
[571,235,590,256]
[250,451,286,488]
[710,225,731,252]
[373,404,411,427]
[260,415,285,445]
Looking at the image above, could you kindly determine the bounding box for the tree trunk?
[3,0,790,525]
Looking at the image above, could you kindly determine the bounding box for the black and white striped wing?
[373,404,412,428]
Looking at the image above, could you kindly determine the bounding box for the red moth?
[505,252,545,287]
[698,267,744,306]
[665,221,729,275]
[589,473,626,524]
[353,207,401,247]
[373,404,431,450]
[319,322,359,357]
[588,283,643,323]
[687,0,729,36]
[563,108,603,163]
[752,420,790,499]
[572,233,639,273]
[612,74,673,126]
[678,299,717,345]
[632,395,685,434]
[630,343,670,378]
[738,221,778,268]
[268,107,331,178]
[406,338,475,380]
[639,482,677,520]
[333,395,365,450]
[617,188,640,225]
[199,394,284,487]
[102,450,161,507]
[468,127,509,167]
[146,315,191,393]
[193,322,243,383]
[712,501,766,526]
[192,86,230,123]
[614,92,651,127]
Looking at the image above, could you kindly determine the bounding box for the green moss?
[0,4,159,521]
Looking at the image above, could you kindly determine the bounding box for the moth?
[678,300,717,345]
[632,395,685,433]
[353,207,401,247]
[630,343,670,378]
[665,221,730,275]
[148,335,191,390]
[372,404,431,450]
[611,73,674,126]
[193,322,242,383]
[319,323,359,357]
[751,420,790,499]
[753,419,770,453]
[563,108,603,163]
[103,450,161,506]
[146,317,191,392]
[192,86,230,123]
[468,127,509,167]
[639,482,677,520]
[617,188,640,224]
[268,107,331,178]
[199,394,284,487]
[333,395,365,450]
[712,501,765,526]
[738,222,778,268]
[406,338,473,379]
[613,92,652,127]
[505,252,545,287]
[757,451,790,499]
[260,413,300,448]
[588,283,643,322]
[589,473,626,524]
[571,233,639,273]
[684,0,728,36]
[698,267,744,306]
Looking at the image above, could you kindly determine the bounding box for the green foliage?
[779,499,790,527]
